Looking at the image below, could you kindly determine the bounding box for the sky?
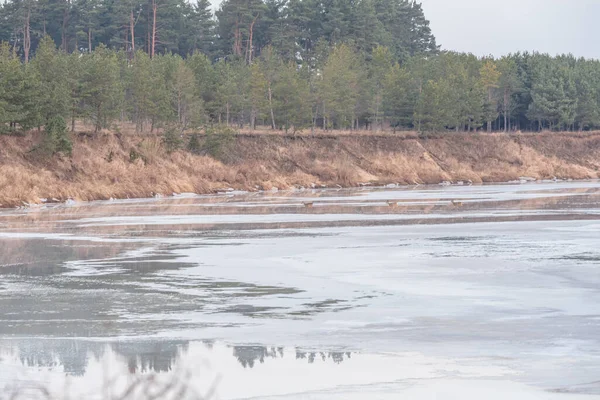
[210,0,600,60]
[419,0,600,59]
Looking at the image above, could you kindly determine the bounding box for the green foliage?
[0,0,436,63]
[162,127,183,154]
[39,115,73,157]
[80,45,123,132]
[272,62,312,133]
[0,1,600,134]
[527,55,577,131]
[383,63,417,130]
[187,133,201,154]
[172,58,204,129]
[129,148,145,164]
[320,44,362,129]
[203,125,236,160]
[31,36,70,122]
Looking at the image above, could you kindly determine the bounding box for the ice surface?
[1,181,600,398]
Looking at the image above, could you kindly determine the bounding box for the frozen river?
[1,182,600,399]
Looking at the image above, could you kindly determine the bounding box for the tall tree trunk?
[268,84,275,129]
[246,15,258,64]
[147,5,151,53]
[62,0,71,52]
[151,0,157,58]
[130,10,136,54]
[177,90,182,125]
[95,104,102,133]
[375,93,380,131]
[487,88,493,132]
[503,88,510,132]
[311,104,317,136]
[23,3,31,63]
[233,18,242,57]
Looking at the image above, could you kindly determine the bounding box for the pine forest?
[0,0,599,135]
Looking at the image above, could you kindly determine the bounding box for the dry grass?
[1,371,217,400]
[1,130,600,208]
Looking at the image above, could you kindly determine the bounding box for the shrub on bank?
[31,115,73,158]
[202,125,236,160]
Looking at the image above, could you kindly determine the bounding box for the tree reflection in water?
[233,346,352,368]
[3,340,354,375]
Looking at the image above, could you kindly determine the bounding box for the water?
[1,182,600,399]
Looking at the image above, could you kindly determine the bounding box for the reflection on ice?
[1,341,520,400]
[1,181,600,398]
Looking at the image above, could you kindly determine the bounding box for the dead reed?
[1,130,599,208]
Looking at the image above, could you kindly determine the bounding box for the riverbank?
[1,130,599,208]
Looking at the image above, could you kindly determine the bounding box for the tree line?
[1,0,599,136]
[0,0,437,63]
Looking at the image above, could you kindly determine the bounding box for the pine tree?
[497,56,521,132]
[528,56,577,131]
[187,133,201,154]
[30,36,71,123]
[0,42,32,131]
[574,60,600,130]
[480,59,501,132]
[248,61,268,129]
[80,44,123,132]
[216,0,268,62]
[367,46,394,130]
[383,63,416,131]
[320,44,360,129]
[186,52,218,118]
[414,79,453,132]
[72,0,100,52]
[40,114,72,155]
[172,57,203,130]
[272,61,311,133]
[184,0,215,56]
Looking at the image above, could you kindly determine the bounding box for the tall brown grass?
[1,130,599,208]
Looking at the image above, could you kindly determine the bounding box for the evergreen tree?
[30,36,71,123]
[528,55,577,131]
[216,0,268,62]
[72,0,100,52]
[0,42,34,131]
[320,44,361,129]
[574,60,600,130]
[272,61,311,132]
[183,0,215,56]
[172,57,203,129]
[383,63,417,131]
[40,114,72,155]
[3,0,600,135]
[80,44,123,132]
[480,59,501,132]
[248,61,268,129]
[186,52,218,118]
[187,132,201,154]
[497,56,521,132]
[367,46,394,130]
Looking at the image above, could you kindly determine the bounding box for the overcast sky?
[420,0,600,59]
[210,0,600,59]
